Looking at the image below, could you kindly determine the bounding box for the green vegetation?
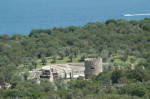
[2,68,150,99]
[107,54,146,66]
[0,18,150,98]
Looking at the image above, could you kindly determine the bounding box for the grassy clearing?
[18,55,82,70]
[107,54,146,66]
[37,55,82,68]
[17,54,145,70]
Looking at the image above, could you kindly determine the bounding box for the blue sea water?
[0,0,150,35]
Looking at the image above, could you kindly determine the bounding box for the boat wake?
[122,13,150,16]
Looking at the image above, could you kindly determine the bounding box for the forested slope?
[0,18,150,98]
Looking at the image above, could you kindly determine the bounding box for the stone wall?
[84,58,103,79]
[67,63,84,66]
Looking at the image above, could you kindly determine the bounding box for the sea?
[0,0,150,35]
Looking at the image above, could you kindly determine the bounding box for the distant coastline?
[0,0,150,35]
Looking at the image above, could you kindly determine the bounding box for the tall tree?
[69,54,74,62]
[32,60,38,69]
[52,56,57,63]
[41,57,47,65]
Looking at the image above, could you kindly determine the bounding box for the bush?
[96,71,112,85]
[130,87,146,97]
[111,70,125,84]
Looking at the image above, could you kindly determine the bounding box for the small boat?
[122,14,134,16]
[122,13,150,16]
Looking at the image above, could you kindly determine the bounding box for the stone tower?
[84,58,103,79]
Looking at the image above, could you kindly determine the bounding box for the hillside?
[0,18,150,98]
